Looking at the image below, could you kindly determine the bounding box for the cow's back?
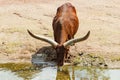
[52,3,79,45]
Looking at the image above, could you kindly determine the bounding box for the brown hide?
[52,3,79,66]
[52,3,79,45]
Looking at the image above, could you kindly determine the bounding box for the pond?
[0,63,120,80]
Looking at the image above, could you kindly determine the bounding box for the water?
[0,63,120,80]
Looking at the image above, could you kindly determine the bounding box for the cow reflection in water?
[55,66,109,80]
[56,67,75,80]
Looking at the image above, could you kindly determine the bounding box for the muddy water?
[0,63,120,80]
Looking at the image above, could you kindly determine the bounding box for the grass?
[0,25,42,55]
[0,38,37,54]
[0,63,39,80]
[111,56,120,62]
[1,41,22,54]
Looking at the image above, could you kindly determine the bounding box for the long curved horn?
[64,31,90,47]
[27,29,58,47]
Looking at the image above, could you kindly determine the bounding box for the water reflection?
[32,67,57,80]
[0,69,23,80]
[56,66,109,80]
[105,69,120,80]
[0,63,120,80]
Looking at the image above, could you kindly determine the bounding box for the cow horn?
[63,31,90,47]
[27,29,58,47]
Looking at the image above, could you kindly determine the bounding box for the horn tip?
[88,30,90,33]
[27,29,31,35]
[87,30,90,36]
[27,29,30,32]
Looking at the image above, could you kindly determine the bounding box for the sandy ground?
[0,0,120,68]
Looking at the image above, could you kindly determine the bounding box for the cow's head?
[27,30,90,66]
[55,45,70,66]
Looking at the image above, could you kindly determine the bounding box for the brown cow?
[27,3,90,66]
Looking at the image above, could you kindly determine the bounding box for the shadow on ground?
[31,46,108,68]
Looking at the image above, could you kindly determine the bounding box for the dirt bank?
[0,0,120,68]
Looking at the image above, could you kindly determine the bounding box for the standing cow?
[27,3,90,66]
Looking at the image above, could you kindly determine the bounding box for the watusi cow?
[27,2,90,66]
